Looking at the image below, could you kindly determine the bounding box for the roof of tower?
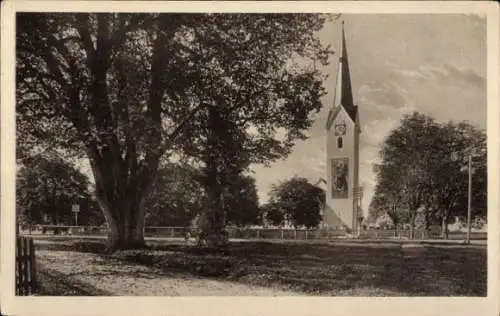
[332,21,357,121]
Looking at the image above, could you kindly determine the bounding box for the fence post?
[15,236,38,295]
[29,238,37,293]
[16,237,22,295]
[256,229,260,239]
[305,229,308,240]
[170,227,174,238]
[281,229,284,240]
[294,229,297,240]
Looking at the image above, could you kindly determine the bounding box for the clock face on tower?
[334,121,347,136]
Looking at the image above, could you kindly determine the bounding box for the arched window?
[337,137,343,149]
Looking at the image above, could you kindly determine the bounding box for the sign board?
[72,204,80,213]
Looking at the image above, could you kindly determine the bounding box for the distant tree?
[366,193,387,224]
[268,177,324,228]
[17,13,332,250]
[374,213,393,230]
[144,163,204,227]
[16,153,103,230]
[386,204,409,232]
[224,175,262,227]
[145,165,262,228]
[262,202,285,227]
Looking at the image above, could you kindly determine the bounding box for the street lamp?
[353,186,364,236]
[451,152,473,244]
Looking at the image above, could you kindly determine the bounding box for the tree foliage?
[263,202,285,227]
[16,153,103,228]
[267,176,324,228]
[144,163,204,227]
[371,112,487,238]
[223,175,262,227]
[17,13,332,250]
[144,164,261,228]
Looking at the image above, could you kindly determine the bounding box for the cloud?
[359,80,416,118]
[442,64,485,87]
[398,63,485,88]
[362,117,399,148]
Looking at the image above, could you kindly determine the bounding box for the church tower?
[324,22,362,234]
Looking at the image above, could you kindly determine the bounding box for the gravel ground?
[36,249,300,296]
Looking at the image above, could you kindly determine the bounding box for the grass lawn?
[33,238,487,296]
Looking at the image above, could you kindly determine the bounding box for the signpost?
[72,204,80,226]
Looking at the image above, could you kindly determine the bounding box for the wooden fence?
[16,236,37,295]
[25,225,487,242]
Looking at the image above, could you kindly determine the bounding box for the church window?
[337,137,343,149]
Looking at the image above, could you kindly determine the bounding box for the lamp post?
[451,151,473,245]
[466,155,472,245]
[354,186,363,237]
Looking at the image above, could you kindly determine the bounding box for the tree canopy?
[16,153,103,228]
[144,163,261,228]
[266,176,325,228]
[370,112,487,238]
[223,175,262,227]
[17,13,333,249]
[144,163,204,227]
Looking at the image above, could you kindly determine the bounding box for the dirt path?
[36,250,300,296]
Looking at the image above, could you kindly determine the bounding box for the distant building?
[324,22,362,234]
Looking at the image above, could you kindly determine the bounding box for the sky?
[250,14,487,215]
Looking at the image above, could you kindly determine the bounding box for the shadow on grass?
[37,265,113,296]
[399,246,487,296]
[105,242,406,295]
[35,239,108,254]
[34,239,487,296]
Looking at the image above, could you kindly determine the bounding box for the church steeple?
[324,20,361,235]
[333,21,357,121]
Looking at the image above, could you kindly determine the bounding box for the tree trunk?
[90,156,154,252]
[200,180,228,248]
[441,214,449,240]
[409,213,416,240]
[424,208,431,231]
[198,106,230,248]
[99,195,147,252]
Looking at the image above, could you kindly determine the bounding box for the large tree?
[375,112,441,238]
[17,13,332,250]
[425,121,487,238]
[373,112,487,239]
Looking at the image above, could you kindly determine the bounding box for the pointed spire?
[333,21,356,120]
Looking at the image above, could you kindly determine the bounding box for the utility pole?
[466,154,472,245]
[451,151,473,245]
